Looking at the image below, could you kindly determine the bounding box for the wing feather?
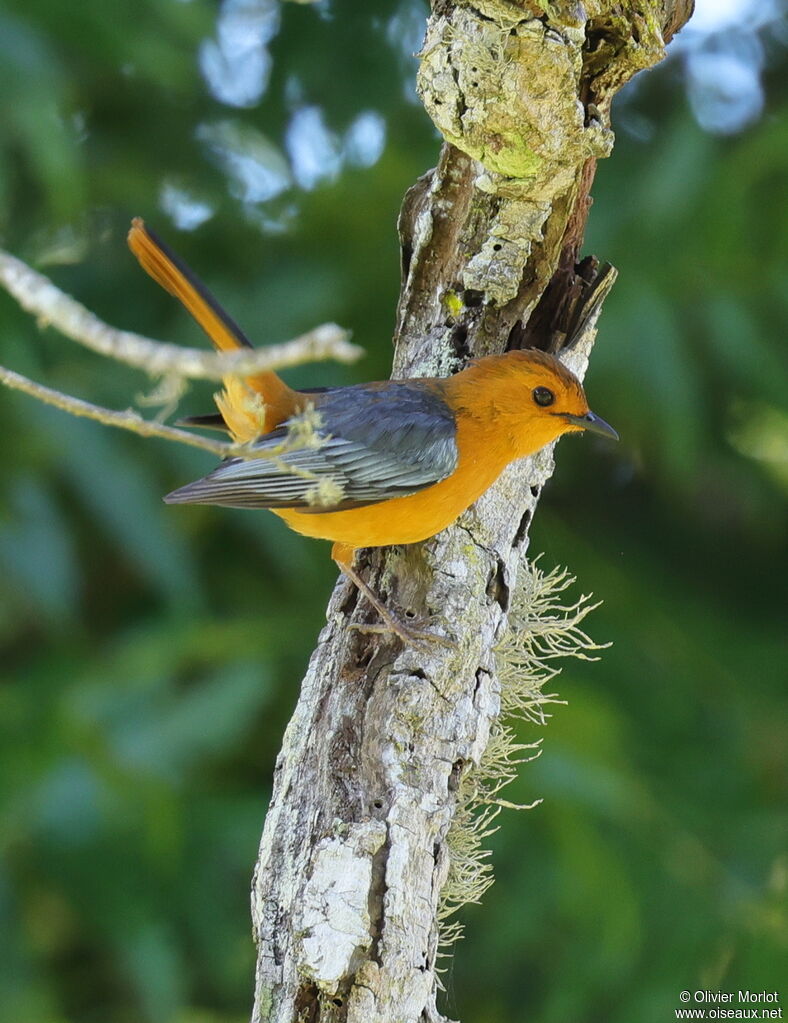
[164,382,458,512]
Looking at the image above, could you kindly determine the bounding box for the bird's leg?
[332,544,454,649]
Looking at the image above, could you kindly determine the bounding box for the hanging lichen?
[437,557,609,954]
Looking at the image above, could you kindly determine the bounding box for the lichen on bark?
[418,7,613,185]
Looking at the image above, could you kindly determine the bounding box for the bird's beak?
[562,410,619,441]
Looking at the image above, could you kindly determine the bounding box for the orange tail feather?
[127,218,300,441]
[128,217,252,353]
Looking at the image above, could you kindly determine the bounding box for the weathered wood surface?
[251,3,694,1021]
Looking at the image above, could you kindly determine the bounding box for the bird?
[128,218,618,642]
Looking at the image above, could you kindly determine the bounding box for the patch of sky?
[197,120,292,203]
[199,0,281,108]
[617,0,783,139]
[384,0,428,103]
[159,181,215,231]
[685,44,764,136]
[285,106,342,190]
[674,0,782,135]
[343,111,386,169]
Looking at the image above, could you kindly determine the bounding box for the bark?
[251,2,694,1022]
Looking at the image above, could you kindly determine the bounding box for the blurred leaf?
[108,660,271,781]
[0,475,78,623]
[42,412,201,607]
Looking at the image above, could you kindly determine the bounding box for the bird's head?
[462,349,618,457]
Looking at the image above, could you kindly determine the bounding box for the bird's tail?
[128,217,253,353]
[127,218,299,441]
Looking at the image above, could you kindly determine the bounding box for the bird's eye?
[532,386,555,407]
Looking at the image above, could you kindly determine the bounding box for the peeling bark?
[250,2,694,1021]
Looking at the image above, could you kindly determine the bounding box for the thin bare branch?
[0,364,238,458]
[0,248,362,381]
[0,364,341,498]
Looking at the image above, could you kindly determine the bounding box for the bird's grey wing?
[163,381,458,511]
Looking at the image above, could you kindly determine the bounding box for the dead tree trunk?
[251,3,693,1021]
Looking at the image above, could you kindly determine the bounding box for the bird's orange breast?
[271,356,584,551]
[273,412,511,549]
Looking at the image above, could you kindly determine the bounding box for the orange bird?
[128,219,617,640]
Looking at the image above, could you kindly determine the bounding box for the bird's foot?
[339,561,455,649]
[349,615,456,650]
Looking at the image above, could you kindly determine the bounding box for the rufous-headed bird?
[128,219,617,642]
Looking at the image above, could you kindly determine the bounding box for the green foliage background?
[0,2,785,1021]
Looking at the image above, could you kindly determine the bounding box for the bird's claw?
[348,615,456,650]
[338,559,456,649]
